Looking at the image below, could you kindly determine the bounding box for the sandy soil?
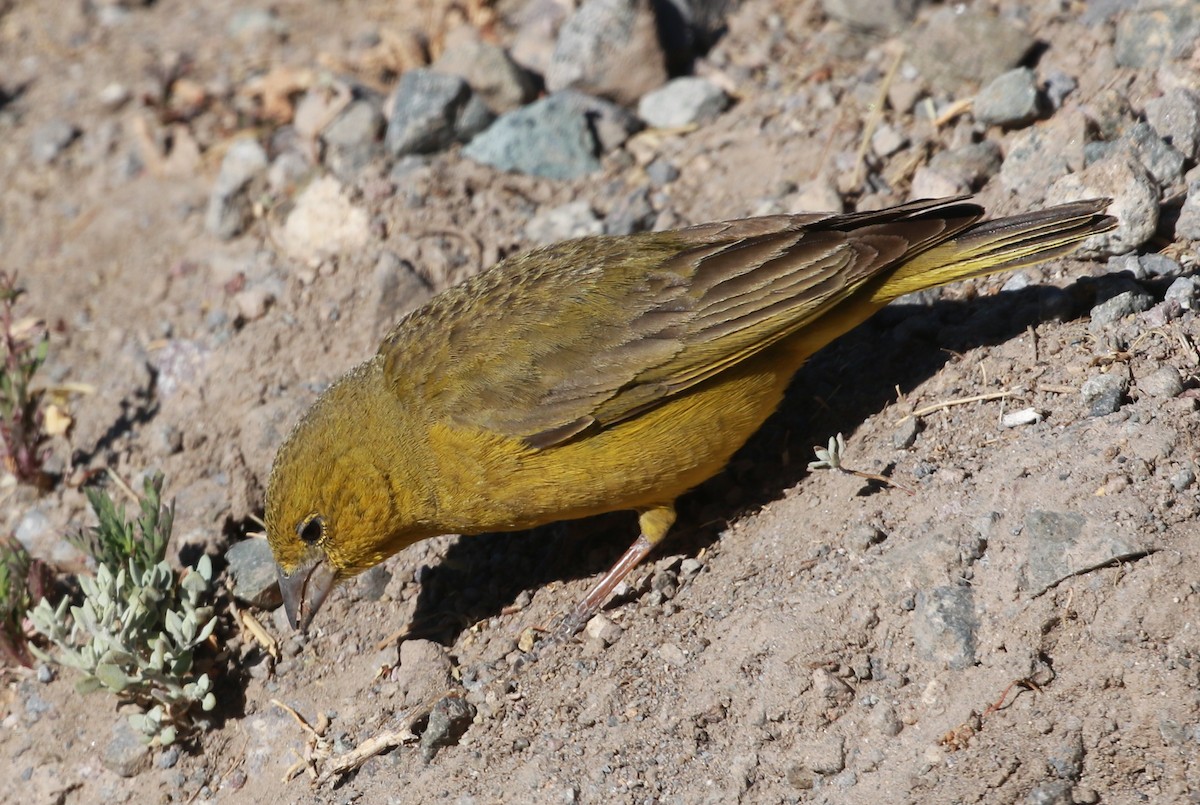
[1,0,1198,803]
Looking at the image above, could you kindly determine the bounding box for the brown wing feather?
[382,197,983,446]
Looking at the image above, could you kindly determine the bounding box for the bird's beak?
[277,556,338,632]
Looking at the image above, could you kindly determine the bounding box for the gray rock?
[998,126,1072,202]
[267,150,311,195]
[463,91,640,179]
[1164,276,1197,310]
[637,77,730,129]
[546,0,668,106]
[1121,122,1185,187]
[893,416,920,449]
[1138,366,1183,399]
[604,186,655,235]
[205,138,268,239]
[385,69,492,156]
[1080,372,1128,417]
[1026,780,1074,805]
[1086,88,1134,141]
[913,586,978,669]
[103,719,150,778]
[372,251,432,335]
[924,141,1002,191]
[156,746,181,770]
[228,8,287,41]
[908,7,1034,89]
[974,68,1041,128]
[1133,252,1182,280]
[645,157,680,186]
[524,201,604,245]
[1171,467,1196,492]
[1177,175,1200,240]
[30,119,79,164]
[1046,153,1159,258]
[1048,731,1085,780]
[1088,289,1154,330]
[226,538,282,609]
[1042,69,1077,111]
[1145,89,1200,161]
[323,99,383,149]
[1114,2,1199,69]
[821,0,920,32]
[433,34,536,113]
[420,695,476,762]
[870,123,907,158]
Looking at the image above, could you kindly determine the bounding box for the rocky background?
[2,0,1199,802]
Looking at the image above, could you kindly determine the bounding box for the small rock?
[1121,122,1185,187]
[998,124,1073,202]
[98,82,131,110]
[524,201,604,245]
[1000,407,1043,428]
[1177,173,1200,239]
[1042,69,1077,111]
[509,0,573,76]
[908,7,1034,89]
[924,141,1002,192]
[225,538,283,609]
[385,69,491,156]
[103,719,150,778]
[658,642,687,666]
[1046,153,1159,258]
[1088,289,1154,331]
[156,746,181,770]
[1164,276,1197,310]
[679,557,703,580]
[1133,253,1182,280]
[30,119,79,165]
[870,123,907,158]
[464,91,640,179]
[645,157,680,186]
[821,0,919,33]
[281,176,370,261]
[372,251,432,335]
[433,32,536,113]
[546,0,668,106]
[234,287,274,322]
[420,695,476,762]
[322,99,384,179]
[1145,88,1200,161]
[1047,732,1084,780]
[1080,371,1128,417]
[267,151,311,195]
[893,416,921,449]
[796,734,846,775]
[1138,366,1183,399]
[868,702,902,736]
[604,187,656,236]
[1086,88,1134,141]
[584,614,624,646]
[1114,3,1199,69]
[228,8,288,42]
[637,77,730,129]
[205,138,268,240]
[846,524,885,551]
[913,585,978,669]
[1170,467,1195,492]
[974,68,1041,128]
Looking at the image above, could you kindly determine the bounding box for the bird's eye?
[296,515,325,544]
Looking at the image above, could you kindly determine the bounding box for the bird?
[264,195,1115,636]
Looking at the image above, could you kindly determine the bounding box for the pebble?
[1047,731,1084,780]
[1171,467,1196,492]
[998,124,1073,202]
[420,695,476,762]
[974,68,1041,128]
[156,746,181,770]
[584,614,624,646]
[892,416,920,449]
[912,586,978,669]
[1144,88,1200,161]
[384,69,492,157]
[30,119,79,165]
[464,91,639,179]
[925,141,1002,192]
[1176,172,1200,240]
[820,0,918,32]
[524,201,604,245]
[1088,288,1154,331]
[433,32,536,114]
[1046,153,1159,258]
[1138,366,1183,399]
[546,0,668,106]
[1113,3,1198,69]
[225,538,282,608]
[508,0,572,76]
[1164,276,1197,310]
[1120,122,1185,187]
[234,287,274,322]
[604,186,656,236]
[679,557,703,580]
[102,719,150,778]
[322,99,384,178]
[281,176,370,261]
[868,702,903,736]
[1000,407,1043,428]
[637,77,730,129]
[205,138,268,240]
[98,82,131,110]
[227,8,287,42]
[908,7,1033,89]
[870,123,907,158]
[1026,780,1074,805]
[1079,371,1128,417]
[1042,69,1077,111]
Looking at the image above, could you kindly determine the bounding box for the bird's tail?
[870,199,1117,304]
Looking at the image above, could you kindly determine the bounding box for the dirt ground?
[2,0,1199,803]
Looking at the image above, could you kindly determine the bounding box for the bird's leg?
[557,505,677,639]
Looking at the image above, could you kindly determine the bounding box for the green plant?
[0,271,52,490]
[0,536,51,667]
[29,474,218,745]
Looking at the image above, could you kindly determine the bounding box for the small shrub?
[0,272,52,490]
[0,537,52,667]
[29,474,218,745]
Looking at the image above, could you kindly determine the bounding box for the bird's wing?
[382,197,981,448]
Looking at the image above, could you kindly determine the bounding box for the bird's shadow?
[392,271,1138,644]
